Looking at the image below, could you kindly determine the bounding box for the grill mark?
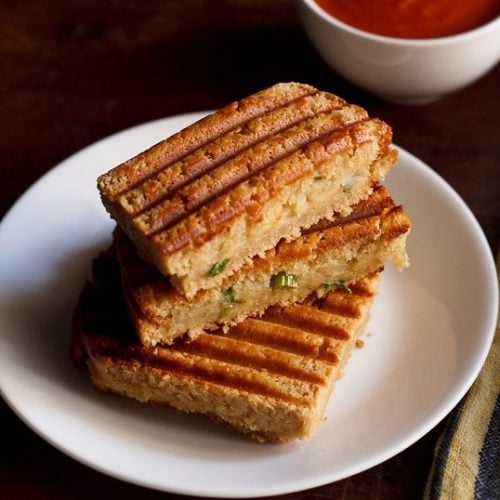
[94,347,307,406]
[136,111,369,237]
[384,223,411,240]
[112,189,388,315]
[174,335,327,385]
[302,279,377,320]
[77,257,382,415]
[347,283,375,297]
[381,206,412,238]
[150,120,382,256]
[316,215,381,253]
[102,84,319,198]
[250,209,381,272]
[119,278,165,342]
[123,93,350,217]
[319,302,361,319]
[386,205,405,217]
[113,181,391,304]
[152,120,385,256]
[114,182,392,300]
[263,304,350,340]
[301,184,392,235]
[222,320,339,364]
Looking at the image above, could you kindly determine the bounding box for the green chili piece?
[222,286,238,304]
[219,305,232,319]
[322,279,352,293]
[271,271,299,289]
[219,286,241,319]
[208,258,230,277]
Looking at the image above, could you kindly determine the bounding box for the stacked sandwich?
[71,83,411,442]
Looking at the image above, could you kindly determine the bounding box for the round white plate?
[0,113,497,498]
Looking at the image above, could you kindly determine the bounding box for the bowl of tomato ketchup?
[299,0,500,104]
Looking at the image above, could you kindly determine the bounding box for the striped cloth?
[424,256,499,500]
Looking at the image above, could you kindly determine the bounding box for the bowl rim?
[300,0,500,46]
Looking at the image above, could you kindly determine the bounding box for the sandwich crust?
[97,83,397,297]
[71,249,380,443]
[115,185,410,346]
[98,82,321,199]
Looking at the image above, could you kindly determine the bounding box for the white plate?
[0,113,497,498]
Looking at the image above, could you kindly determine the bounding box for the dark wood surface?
[1,1,498,499]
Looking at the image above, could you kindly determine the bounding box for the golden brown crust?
[98,82,319,199]
[71,250,380,442]
[119,185,401,298]
[113,186,410,346]
[129,106,368,237]
[116,91,353,219]
[144,118,390,255]
[96,83,397,296]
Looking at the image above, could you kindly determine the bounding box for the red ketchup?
[315,0,500,39]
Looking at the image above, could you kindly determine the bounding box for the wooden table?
[1,2,498,499]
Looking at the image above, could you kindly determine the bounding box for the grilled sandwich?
[97,82,397,298]
[71,248,380,443]
[115,185,410,346]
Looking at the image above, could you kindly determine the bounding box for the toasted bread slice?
[71,250,380,443]
[115,185,409,346]
[97,82,397,298]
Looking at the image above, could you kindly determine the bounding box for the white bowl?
[299,0,500,104]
